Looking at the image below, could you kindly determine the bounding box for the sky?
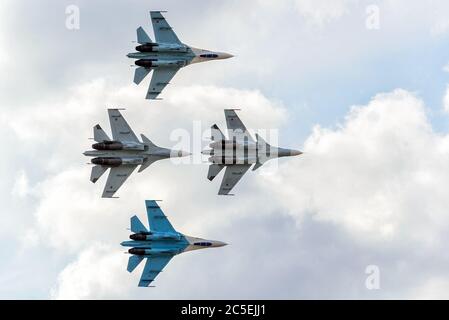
[1,0,449,299]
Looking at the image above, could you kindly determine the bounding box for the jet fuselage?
[84,147,186,167]
[203,140,302,165]
[130,11,233,100]
[127,46,232,69]
[121,234,226,258]
[123,200,227,286]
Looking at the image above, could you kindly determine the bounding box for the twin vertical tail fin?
[134,67,151,85]
[208,164,225,181]
[90,125,110,182]
[136,27,152,44]
[130,215,148,233]
[134,27,153,85]
[127,255,144,273]
[211,124,225,141]
[127,215,147,272]
[90,165,107,183]
[93,124,111,143]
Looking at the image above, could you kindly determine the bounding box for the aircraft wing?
[218,164,251,195]
[145,200,177,233]
[138,255,174,287]
[150,11,182,45]
[146,67,180,100]
[108,109,139,143]
[224,109,255,144]
[102,166,137,198]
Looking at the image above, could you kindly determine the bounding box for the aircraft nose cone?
[290,149,303,156]
[219,52,234,59]
[212,241,228,247]
[172,150,191,157]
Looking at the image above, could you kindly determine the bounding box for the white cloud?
[408,277,449,299]
[3,0,449,299]
[8,80,287,254]
[431,20,449,37]
[268,89,449,248]
[22,79,291,298]
[11,170,30,198]
[48,88,449,299]
[293,0,356,26]
[51,243,130,299]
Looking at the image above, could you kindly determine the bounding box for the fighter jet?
[121,200,227,287]
[202,109,303,195]
[127,11,233,100]
[83,109,190,198]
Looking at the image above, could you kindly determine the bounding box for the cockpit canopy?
[199,53,218,58]
[194,242,212,247]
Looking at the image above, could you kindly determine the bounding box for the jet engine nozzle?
[92,141,124,151]
[128,248,146,255]
[135,43,158,52]
[136,43,187,53]
[91,157,122,167]
[130,233,147,241]
[135,59,154,68]
[136,59,184,69]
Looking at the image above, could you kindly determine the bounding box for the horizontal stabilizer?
[137,27,152,44]
[211,124,225,141]
[93,124,111,142]
[208,164,224,181]
[90,165,107,183]
[134,67,151,85]
[127,255,144,273]
[131,215,148,233]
